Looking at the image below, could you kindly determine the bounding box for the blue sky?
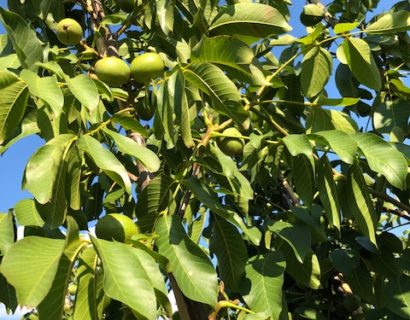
[0,0,403,317]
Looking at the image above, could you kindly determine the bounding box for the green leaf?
[0,111,39,155]
[0,273,17,312]
[73,247,105,320]
[167,70,194,148]
[353,133,407,189]
[210,216,248,291]
[300,47,333,99]
[155,77,176,149]
[346,162,377,247]
[111,113,148,137]
[316,156,341,231]
[365,11,410,34]
[312,130,358,164]
[307,108,359,134]
[20,69,63,117]
[66,75,100,112]
[0,70,29,144]
[268,220,311,263]
[0,212,14,255]
[24,134,75,205]
[102,128,161,172]
[334,22,359,34]
[317,96,360,107]
[14,199,44,227]
[92,238,167,319]
[209,3,291,40]
[342,37,382,90]
[211,143,254,214]
[281,246,321,289]
[373,99,409,134]
[0,237,65,306]
[282,134,313,158]
[242,252,285,319]
[155,215,218,306]
[383,275,410,318]
[184,63,247,126]
[136,175,175,233]
[0,53,20,70]
[191,36,254,69]
[38,218,85,320]
[0,8,43,69]
[291,155,315,208]
[187,177,261,246]
[77,135,132,194]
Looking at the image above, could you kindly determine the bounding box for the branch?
[367,188,410,221]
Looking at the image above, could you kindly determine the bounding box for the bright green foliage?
[0,0,409,319]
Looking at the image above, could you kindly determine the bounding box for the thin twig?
[367,188,410,221]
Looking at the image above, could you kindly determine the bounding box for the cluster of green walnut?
[55,13,164,87]
[300,2,327,26]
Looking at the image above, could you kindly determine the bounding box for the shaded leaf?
[316,156,341,231]
[291,154,314,208]
[346,162,377,247]
[210,216,248,291]
[136,175,175,233]
[72,247,105,320]
[77,135,131,194]
[268,220,311,263]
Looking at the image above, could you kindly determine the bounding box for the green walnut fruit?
[68,283,77,295]
[219,128,244,157]
[135,100,155,120]
[130,52,165,84]
[95,214,139,243]
[95,57,130,87]
[56,18,83,45]
[300,4,325,26]
[342,294,361,312]
[117,0,135,12]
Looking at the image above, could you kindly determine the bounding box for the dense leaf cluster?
[0,0,410,319]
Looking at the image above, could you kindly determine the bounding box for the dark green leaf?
[210,216,248,291]
[300,47,333,99]
[316,156,341,231]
